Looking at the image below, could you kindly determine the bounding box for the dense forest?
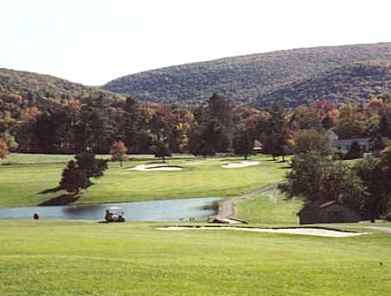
[2,80,391,158]
[0,68,124,110]
[259,61,391,107]
[104,42,391,106]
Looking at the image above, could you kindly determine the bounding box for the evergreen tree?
[233,127,255,160]
[59,160,89,194]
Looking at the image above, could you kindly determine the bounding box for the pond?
[0,197,221,221]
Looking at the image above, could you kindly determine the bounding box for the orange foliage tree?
[0,138,9,160]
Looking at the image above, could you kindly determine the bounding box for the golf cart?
[105,207,126,222]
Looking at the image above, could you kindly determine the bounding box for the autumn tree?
[149,106,174,161]
[0,137,9,159]
[293,129,332,156]
[110,140,128,167]
[334,103,368,139]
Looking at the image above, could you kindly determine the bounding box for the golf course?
[0,154,287,207]
[0,154,390,296]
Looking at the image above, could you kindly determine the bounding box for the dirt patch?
[158,226,366,238]
[222,161,260,169]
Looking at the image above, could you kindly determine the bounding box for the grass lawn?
[237,187,303,225]
[1,154,390,295]
[0,154,287,207]
[0,220,390,296]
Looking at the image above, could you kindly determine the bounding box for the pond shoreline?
[0,197,222,222]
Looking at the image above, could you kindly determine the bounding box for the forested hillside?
[0,68,124,110]
[104,42,391,106]
[258,61,391,107]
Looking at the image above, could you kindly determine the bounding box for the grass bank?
[236,187,303,225]
[0,154,287,207]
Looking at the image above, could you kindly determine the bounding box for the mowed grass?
[0,154,287,207]
[0,220,390,296]
[237,188,303,225]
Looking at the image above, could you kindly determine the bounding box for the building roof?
[336,138,370,145]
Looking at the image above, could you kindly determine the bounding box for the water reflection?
[0,197,221,221]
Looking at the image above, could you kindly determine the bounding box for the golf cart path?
[364,226,391,234]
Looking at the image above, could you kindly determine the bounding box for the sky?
[1,0,391,85]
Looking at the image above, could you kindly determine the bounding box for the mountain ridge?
[104,42,391,106]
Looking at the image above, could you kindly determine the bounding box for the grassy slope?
[237,187,303,225]
[0,220,390,296]
[0,154,287,207]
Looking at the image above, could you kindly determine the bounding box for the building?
[298,200,361,224]
[326,130,371,154]
[335,138,371,154]
[253,140,263,153]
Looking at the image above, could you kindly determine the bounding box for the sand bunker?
[222,161,260,169]
[158,226,366,238]
[130,164,183,171]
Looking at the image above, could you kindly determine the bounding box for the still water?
[0,197,221,221]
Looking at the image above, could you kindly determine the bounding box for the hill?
[258,60,391,106]
[0,68,124,110]
[104,42,391,106]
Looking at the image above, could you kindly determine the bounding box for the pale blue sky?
[1,0,390,85]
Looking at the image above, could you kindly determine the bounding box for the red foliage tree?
[110,140,128,167]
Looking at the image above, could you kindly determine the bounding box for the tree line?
[2,91,391,161]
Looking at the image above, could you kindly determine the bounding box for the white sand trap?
[222,161,260,169]
[158,226,366,238]
[130,164,183,171]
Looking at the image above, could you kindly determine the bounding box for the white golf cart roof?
[106,207,124,213]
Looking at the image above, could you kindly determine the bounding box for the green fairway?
[0,154,287,207]
[237,187,303,225]
[0,220,390,296]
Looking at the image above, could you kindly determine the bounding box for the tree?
[280,152,365,212]
[318,161,365,211]
[233,127,255,160]
[110,140,128,167]
[280,151,325,202]
[59,160,89,194]
[261,105,288,161]
[188,119,229,157]
[75,151,108,179]
[151,140,172,162]
[334,103,368,139]
[59,152,108,194]
[355,147,391,219]
[188,94,233,155]
[0,138,9,159]
[293,129,332,156]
